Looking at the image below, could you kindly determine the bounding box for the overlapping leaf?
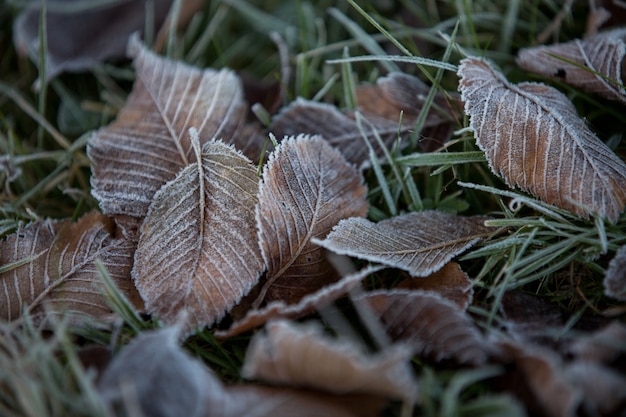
[357,289,488,365]
[517,28,626,105]
[458,57,626,222]
[88,35,246,219]
[242,319,419,400]
[255,135,368,305]
[268,73,457,166]
[0,212,140,323]
[313,211,491,277]
[132,138,263,329]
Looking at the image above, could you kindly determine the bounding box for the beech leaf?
[0,212,140,323]
[313,211,491,277]
[255,135,368,305]
[88,35,246,219]
[517,28,626,105]
[132,137,263,329]
[458,57,626,222]
[357,289,488,365]
[242,319,419,400]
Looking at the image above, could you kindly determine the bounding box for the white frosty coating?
[517,28,626,105]
[313,210,491,277]
[88,34,246,218]
[457,57,626,223]
[132,139,264,331]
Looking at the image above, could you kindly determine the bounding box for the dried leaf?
[0,212,140,323]
[495,341,581,417]
[313,211,491,277]
[564,362,626,416]
[268,99,380,165]
[88,35,246,219]
[357,289,488,365]
[604,244,626,300]
[396,262,473,310]
[587,0,626,33]
[132,138,263,329]
[242,319,419,400]
[517,28,626,105]
[458,57,626,222]
[255,135,368,305]
[13,0,173,86]
[98,326,220,417]
[354,72,459,151]
[215,265,384,340]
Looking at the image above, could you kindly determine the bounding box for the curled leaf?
[88,35,246,219]
[357,289,488,365]
[313,211,491,277]
[0,212,140,323]
[458,57,626,222]
[215,265,384,339]
[255,135,368,305]
[242,319,419,400]
[132,138,263,330]
[517,28,626,105]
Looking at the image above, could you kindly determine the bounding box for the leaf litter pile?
[3,1,626,416]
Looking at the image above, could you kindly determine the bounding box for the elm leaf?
[517,28,626,105]
[255,135,368,306]
[458,57,626,222]
[0,212,140,323]
[88,35,246,219]
[313,211,491,277]
[132,135,263,330]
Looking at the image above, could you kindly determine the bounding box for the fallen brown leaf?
[458,56,626,222]
[132,136,264,330]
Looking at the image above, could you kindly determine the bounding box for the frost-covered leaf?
[564,362,626,416]
[587,0,626,33]
[132,138,263,329]
[268,74,457,166]
[458,57,626,222]
[98,325,220,417]
[355,72,459,151]
[13,0,173,86]
[517,28,626,105]
[88,35,246,219]
[495,341,581,417]
[255,135,368,305]
[242,319,419,400]
[604,244,626,300]
[357,289,488,365]
[568,321,626,363]
[313,211,491,277]
[215,265,384,339]
[0,212,140,323]
[396,262,473,310]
